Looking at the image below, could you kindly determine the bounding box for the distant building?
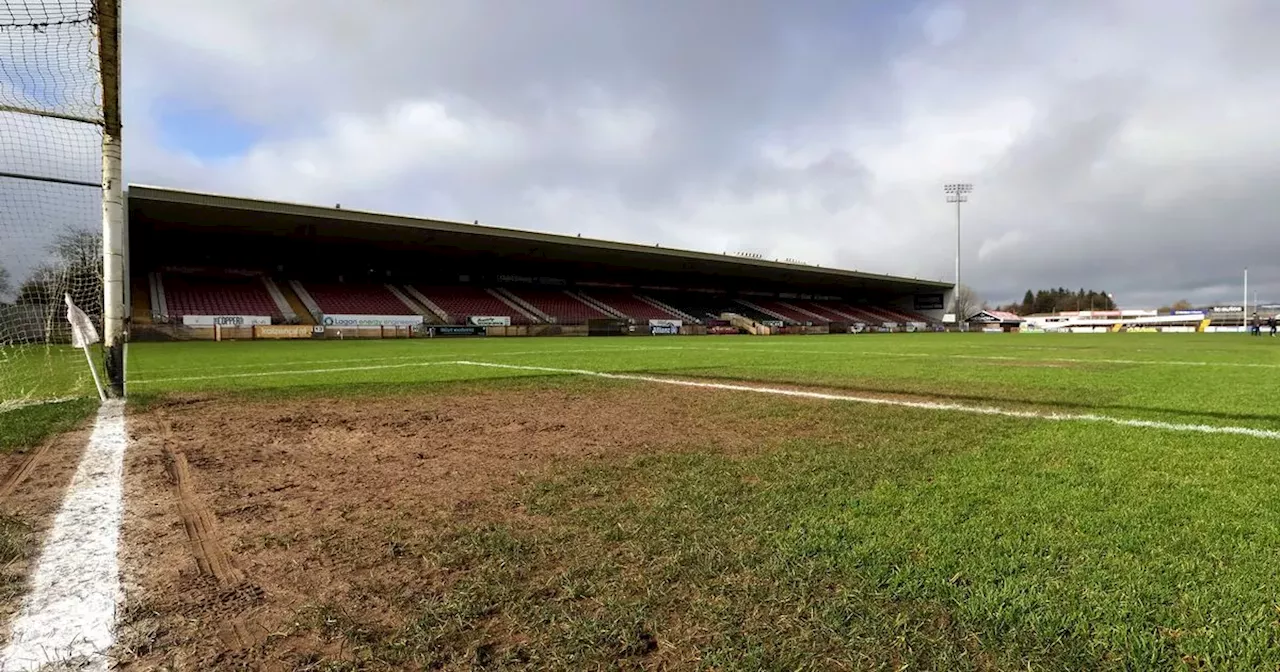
[967,310,1024,332]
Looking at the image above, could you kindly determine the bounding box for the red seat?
[506,288,609,324]
[579,291,683,321]
[414,286,532,325]
[163,274,281,318]
[751,299,827,324]
[304,284,415,315]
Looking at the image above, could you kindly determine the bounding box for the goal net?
[0,1,107,409]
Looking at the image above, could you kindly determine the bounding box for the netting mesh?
[0,1,105,408]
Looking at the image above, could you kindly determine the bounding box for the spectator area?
[161,273,282,319]
[506,288,609,324]
[302,283,417,315]
[411,286,532,325]
[578,290,685,322]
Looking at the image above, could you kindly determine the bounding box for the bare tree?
[14,228,102,311]
[953,284,981,321]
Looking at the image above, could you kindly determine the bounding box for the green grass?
[0,343,103,403]
[0,343,104,452]
[0,397,100,453]
[23,333,1280,668]
[124,334,1280,430]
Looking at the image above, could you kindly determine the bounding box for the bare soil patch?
[0,426,93,645]
[116,383,823,670]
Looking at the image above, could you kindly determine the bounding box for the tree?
[14,228,102,312]
[953,284,981,321]
[0,266,10,302]
[1171,299,1193,311]
[1014,287,1116,314]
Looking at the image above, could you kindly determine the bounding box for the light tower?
[943,183,973,323]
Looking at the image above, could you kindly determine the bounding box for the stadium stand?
[160,273,283,319]
[826,302,888,324]
[748,299,828,324]
[648,292,736,322]
[410,286,534,325]
[796,301,855,322]
[577,290,687,322]
[504,288,610,324]
[302,283,417,315]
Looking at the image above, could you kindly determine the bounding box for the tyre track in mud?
[152,413,266,652]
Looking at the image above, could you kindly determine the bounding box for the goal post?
[0,0,124,406]
[99,0,124,396]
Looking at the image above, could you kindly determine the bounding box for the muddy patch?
[116,383,824,670]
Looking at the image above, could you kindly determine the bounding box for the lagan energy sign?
[321,314,425,327]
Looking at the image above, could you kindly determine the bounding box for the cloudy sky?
[6,0,1280,307]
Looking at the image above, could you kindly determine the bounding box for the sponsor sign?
[982,326,1002,333]
[1020,326,1045,333]
[254,325,313,339]
[648,319,683,329]
[761,320,785,328]
[913,294,944,310]
[467,315,511,326]
[1211,305,1244,313]
[708,325,739,335]
[321,314,425,327]
[650,324,680,335]
[848,323,866,334]
[1172,310,1205,316]
[182,315,271,327]
[430,325,485,337]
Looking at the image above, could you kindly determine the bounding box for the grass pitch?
[11,333,1280,669]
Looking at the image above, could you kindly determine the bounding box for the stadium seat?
[578,290,685,322]
[303,284,416,315]
[504,288,610,324]
[826,302,889,324]
[413,286,533,325]
[797,301,855,322]
[162,274,283,319]
[750,299,828,324]
[647,293,737,322]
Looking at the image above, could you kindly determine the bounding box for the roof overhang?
[127,184,952,294]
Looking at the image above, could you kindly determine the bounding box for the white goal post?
[0,0,125,405]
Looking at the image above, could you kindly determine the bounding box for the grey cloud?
[108,0,1280,308]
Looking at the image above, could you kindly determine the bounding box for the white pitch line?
[677,345,1280,370]
[0,397,79,415]
[131,346,688,376]
[453,361,1280,440]
[130,359,467,384]
[1,400,128,672]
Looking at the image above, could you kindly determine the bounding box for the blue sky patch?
[154,102,263,161]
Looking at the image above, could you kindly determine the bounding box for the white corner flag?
[65,293,105,401]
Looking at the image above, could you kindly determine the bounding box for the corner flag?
[65,294,105,400]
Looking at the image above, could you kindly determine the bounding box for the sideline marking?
[130,346,688,377]
[0,397,79,415]
[1,400,127,672]
[678,345,1280,370]
[454,361,1280,441]
[130,359,466,384]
